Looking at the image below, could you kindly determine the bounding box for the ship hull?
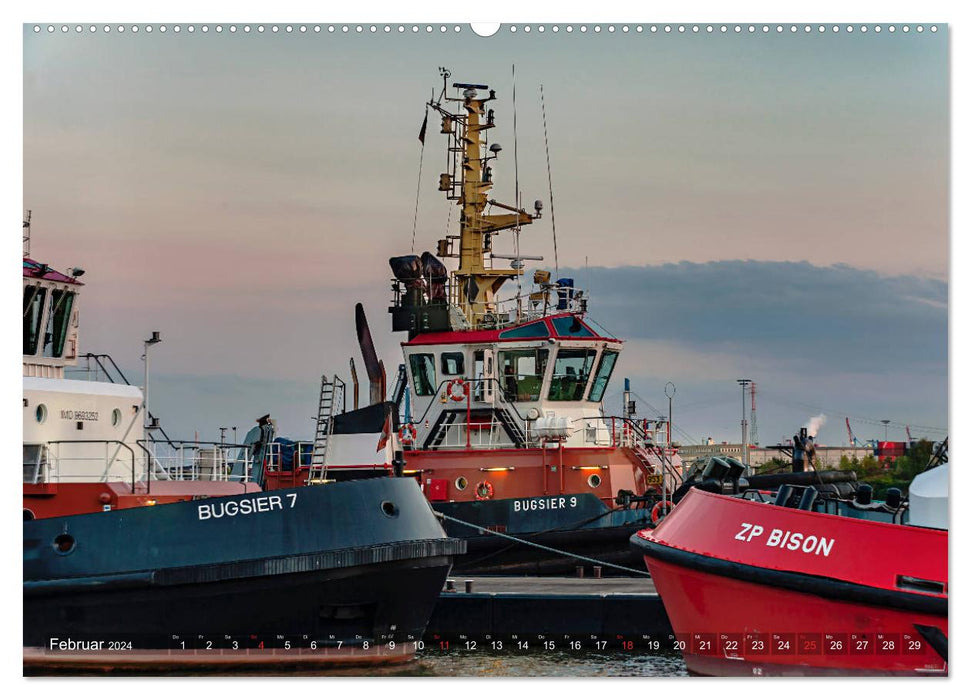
[630,489,947,677]
[24,478,464,669]
[436,494,651,574]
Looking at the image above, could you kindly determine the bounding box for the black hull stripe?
[25,538,465,596]
[630,535,947,617]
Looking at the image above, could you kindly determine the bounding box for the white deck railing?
[23,439,254,486]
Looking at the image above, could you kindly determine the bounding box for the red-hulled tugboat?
[631,443,948,676]
[259,71,683,574]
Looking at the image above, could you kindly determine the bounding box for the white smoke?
[804,414,827,438]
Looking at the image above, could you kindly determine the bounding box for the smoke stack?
[792,424,819,473]
[793,429,806,473]
[349,358,360,411]
[374,360,387,406]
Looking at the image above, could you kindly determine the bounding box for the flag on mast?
[418,110,428,144]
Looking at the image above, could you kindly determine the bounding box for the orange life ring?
[398,423,417,445]
[475,480,494,500]
[651,500,675,526]
[446,379,468,402]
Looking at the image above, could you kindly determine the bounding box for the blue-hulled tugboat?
[24,479,462,672]
[21,216,464,672]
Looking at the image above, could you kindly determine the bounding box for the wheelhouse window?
[43,289,75,358]
[497,348,549,402]
[409,353,437,396]
[23,285,47,355]
[551,315,595,338]
[498,321,549,340]
[588,350,619,402]
[548,348,598,401]
[441,352,465,376]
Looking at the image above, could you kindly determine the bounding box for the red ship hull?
[632,489,947,676]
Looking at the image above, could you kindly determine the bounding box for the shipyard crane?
[845,417,877,448]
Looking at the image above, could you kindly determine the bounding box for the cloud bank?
[572,260,946,374]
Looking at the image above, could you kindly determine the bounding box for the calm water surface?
[400,650,688,677]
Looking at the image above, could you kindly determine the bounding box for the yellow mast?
[431,78,540,328]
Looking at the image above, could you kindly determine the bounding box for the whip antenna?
[541,84,559,278]
[513,65,520,212]
[512,64,523,309]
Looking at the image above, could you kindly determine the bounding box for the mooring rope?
[453,503,647,571]
[436,512,651,577]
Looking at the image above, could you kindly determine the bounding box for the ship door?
[473,348,495,404]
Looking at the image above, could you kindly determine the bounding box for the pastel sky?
[22,25,948,446]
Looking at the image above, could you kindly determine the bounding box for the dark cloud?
[565,260,947,373]
[129,261,947,445]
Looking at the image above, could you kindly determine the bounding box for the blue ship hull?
[24,478,464,652]
[434,493,652,574]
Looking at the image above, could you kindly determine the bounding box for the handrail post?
[465,384,472,448]
[542,440,548,496]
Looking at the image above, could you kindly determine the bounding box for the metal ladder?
[308,375,344,484]
[495,407,527,448]
[390,363,408,407]
[424,411,458,450]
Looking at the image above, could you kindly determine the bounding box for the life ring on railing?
[398,423,417,446]
[446,379,468,402]
[475,480,494,500]
[650,500,675,527]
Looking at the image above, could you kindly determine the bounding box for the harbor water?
[402,649,688,677]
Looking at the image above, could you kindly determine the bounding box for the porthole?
[53,533,76,554]
[111,408,122,427]
[455,476,469,491]
[23,509,35,521]
[35,404,47,423]
[587,473,602,488]
[380,501,399,518]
